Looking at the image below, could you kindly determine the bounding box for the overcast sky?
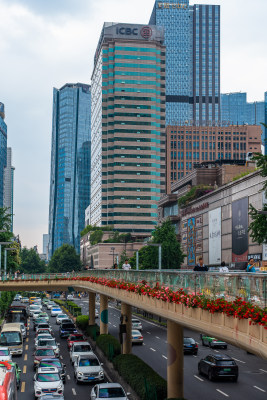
[0,0,266,252]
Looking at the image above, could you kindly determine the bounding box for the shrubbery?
[113,354,167,400]
[96,334,121,361]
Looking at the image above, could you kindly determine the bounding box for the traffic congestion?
[0,292,267,400]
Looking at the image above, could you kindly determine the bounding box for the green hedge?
[86,324,100,340]
[76,315,100,340]
[113,354,167,400]
[76,315,89,330]
[96,334,121,361]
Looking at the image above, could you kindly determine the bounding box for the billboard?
[209,208,221,265]
[232,198,248,262]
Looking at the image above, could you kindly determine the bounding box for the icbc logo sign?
[141,26,153,39]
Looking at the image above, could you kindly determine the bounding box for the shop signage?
[181,202,209,217]
[116,27,138,36]
[247,253,262,261]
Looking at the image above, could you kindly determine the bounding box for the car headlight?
[34,360,40,364]
[99,371,104,376]
[78,372,84,376]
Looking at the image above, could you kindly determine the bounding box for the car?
[67,295,74,300]
[6,361,21,389]
[19,323,26,339]
[132,319,142,331]
[39,395,64,400]
[70,342,93,365]
[95,309,99,318]
[53,293,61,299]
[67,334,86,351]
[13,295,21,302]
[59,318,72,326]
[90,383,130,400]
[39,359,66,382]
[201,335,227,349]
[34,366,64,398]
[59,322,77,338]
[35,323,52,333]
[46,302,57,310]
[131,330,143,345]
[21,297,29,303]
[29,305,42,317]
[37,312,49,321]
[32,311,43,320]
[198,354,238,381]
[74,354,104,384]
[51,307,62,317]
[0,347,12,361]
[183,337,198,355]
[36,338,60,357]
[56,314,68,325]
[34,318,48,329]
[33,348,58,370]
[36,327,53,336]
[35,334,54,347]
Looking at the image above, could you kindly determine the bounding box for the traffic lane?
[75,299,267,398]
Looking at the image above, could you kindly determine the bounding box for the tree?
[48,244,82,273]
[20,247,46,274]
[128,219,184,270]
[0,207,20,274]
[249,129,267,244]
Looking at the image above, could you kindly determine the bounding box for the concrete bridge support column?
[167,320,184,399]
[100,294,108,335]
[121,303,132,354]
[88,292,96,326]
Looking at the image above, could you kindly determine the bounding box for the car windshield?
[132,330,140,335]
[38,340,56,347]
[74,345,91,352]
[37,373,60,382]
[62,324,75,329]
[70,336,83,341]
[36,349,54,356]
[98,388,125,398]
[38,325,49,329]
[217,360,235,366]
[40,360,61,368]
[79,358,99,367]
[0,350,9,355]
[184,338,195,344]
[132,320,140,324]
[0,332,22,346]
[58,315,67,319]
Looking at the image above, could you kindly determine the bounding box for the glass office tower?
[150,1,220,126]
[3,148,15,232]
[0,102,7,208]
[48,83,91,257]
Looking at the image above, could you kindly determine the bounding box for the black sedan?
[198,354,238,382]
[183,337,198,355]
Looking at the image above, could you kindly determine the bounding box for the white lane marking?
[193,355,197,358]
[67,375,70,380]
[162,355,167,359]
[60,355,63,360]
[214,350,219,353]
[165,341,167,343]
[146,332,151,335]
[72,388,77,395]
[259,369,267,373]
[113,324,116,327]
[155,336,160,339]
[232,358,245,364]
[108,322,112,325]
[194,375,204,382]
[216,389,229,397]
[143,343,146,346]
[150,348,156,352]
[254,386,266,393]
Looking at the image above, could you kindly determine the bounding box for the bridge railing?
[5,270,267,308]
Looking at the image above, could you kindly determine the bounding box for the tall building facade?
[42,234,49,260]
[48,83,91,257]
[3,148,15,231]
[0,102,7,208]
[166,125,262,192]
[149,1,220,126]
[90,23,166,234]
[221,92,267,148]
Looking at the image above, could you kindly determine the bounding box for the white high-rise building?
[43,234,49,260]
[3,147,15,232]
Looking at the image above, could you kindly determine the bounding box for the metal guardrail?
[2,270,267,308]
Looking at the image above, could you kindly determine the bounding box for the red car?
[33,347,57,370]
[67,334,86,351]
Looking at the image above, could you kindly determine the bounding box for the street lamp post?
[4,248,17,280]
[0,241,13,278]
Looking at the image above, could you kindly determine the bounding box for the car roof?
[78,354,97,359]
[208,354,233,360]
[73,341,90,346]
[40,358,61,363]
[97,383,123,389]
[37,367,59,373]
[0,347,9,350]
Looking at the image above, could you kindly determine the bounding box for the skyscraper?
[149,1,220,126]
[90,23,166,234]
[3,148,15,232]
[48,83,91,257]
[0,102,7,208]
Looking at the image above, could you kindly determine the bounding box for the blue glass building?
[149,1,220,126]
[221,92,267,149]
[48,83,91,257]
[0,102,7,208]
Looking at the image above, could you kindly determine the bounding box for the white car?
[51,307,62,317]
[21,297,29,303]
[32,311,42,320]
[36,338,60,357]
[29,305,42,316]
[34,367,64,398]
[95,309,99,318]
[91,383,130,400]
[34,334,54,347]
[74,354,104,384]
[0,347,12,361]
[70,342,93,365]
[131,329,143,345]
[132,318,142,331]
[46,302,57,310]
[56,314,68,325]
[19,323,26,339]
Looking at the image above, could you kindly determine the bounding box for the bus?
[0,361,17,400]
[0,324,23,356]
[6,305,28,327]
